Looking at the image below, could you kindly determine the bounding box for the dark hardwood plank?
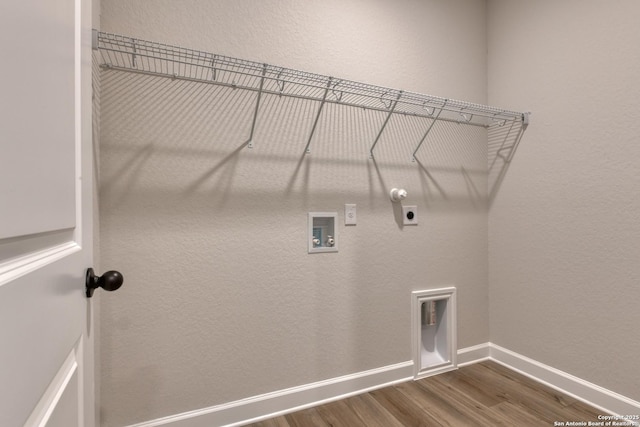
[560,400,603,424]
[396,380,481,426]
[567,400,602,419]
[489,400,549,426]
[369,385,442,427]
[248,417,291,427]
[243,361,606,427]
[483,361,577,407]
[315,399,367,427]
[340,393,405,427]
[457,362,576,422]
[284,407,328,427]
[429,364,507,408]
[412,373,513,426]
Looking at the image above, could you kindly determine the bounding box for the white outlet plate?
[345,204,356,225]
[402,205,418,225]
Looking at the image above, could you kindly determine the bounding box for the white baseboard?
[125,361,414,427]
[488,343,640,422]
[127,343,640,427]
[457,342,491,367]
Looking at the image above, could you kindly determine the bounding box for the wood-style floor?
[244,361,603,426]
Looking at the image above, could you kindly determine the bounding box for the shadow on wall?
[487,116,528,203]
[99,67,525,210]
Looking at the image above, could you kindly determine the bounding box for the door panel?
[0,249,84,426]
[24,344,81,427]
[0,0,94,425]
[0,0,77,240]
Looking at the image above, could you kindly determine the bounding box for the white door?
[0,0,97,426]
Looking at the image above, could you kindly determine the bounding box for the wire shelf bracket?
[369,90,403,160]
[411,99,448,162]
[304,77,333,155]
[247,64,267,149]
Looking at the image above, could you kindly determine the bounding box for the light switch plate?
[345,204,356,225]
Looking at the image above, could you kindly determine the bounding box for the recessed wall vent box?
[411,287,457,379]
[308,212,338,253]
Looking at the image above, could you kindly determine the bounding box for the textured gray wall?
[98,1,490,425]
[488,0,640,403]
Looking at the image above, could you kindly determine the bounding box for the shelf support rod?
[247,64,267,149]
[411,100,448,162]
[522,112,530,130]
[369,91,403,159]
[210,55,218,81]
[304,77,333,155]
[130,37,137,68]
[494,119,520,164]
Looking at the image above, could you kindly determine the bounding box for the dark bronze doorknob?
[85,268,124,298]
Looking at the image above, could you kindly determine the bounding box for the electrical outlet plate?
[402,205,418,226]
[344,204,356,225]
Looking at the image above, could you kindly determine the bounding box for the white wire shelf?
[93,30,529,160]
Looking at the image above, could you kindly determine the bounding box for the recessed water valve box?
[402,205,418,225]
[308,212,338,253]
